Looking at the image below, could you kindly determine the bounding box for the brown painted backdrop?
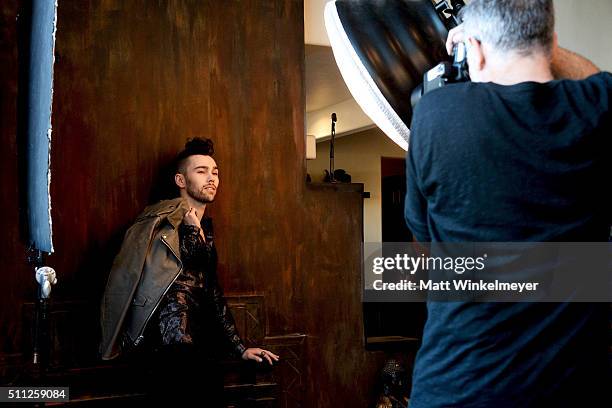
[0,0,391,406]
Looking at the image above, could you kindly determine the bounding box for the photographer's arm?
[551,46,600,80]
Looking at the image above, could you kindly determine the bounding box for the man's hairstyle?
[175,137,215,174]
[461,0,555,55]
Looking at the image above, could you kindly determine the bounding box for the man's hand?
[183,207,200,227]
[241,348,280,365]
[446,24,465,56]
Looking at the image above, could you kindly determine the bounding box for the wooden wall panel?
[0,0,35,366]
[0,0,389,405]
[303,184,388,407]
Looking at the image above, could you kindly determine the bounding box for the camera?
[410,0,469,108]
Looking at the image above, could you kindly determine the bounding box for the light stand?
[329,112,337,182]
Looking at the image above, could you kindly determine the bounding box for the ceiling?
[305,44,352,113]
[304,44,375,139]
[304,0,375,139]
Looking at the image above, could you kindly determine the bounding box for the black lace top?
[156,217,246,357]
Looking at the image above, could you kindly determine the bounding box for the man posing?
[405,0,610,406]
[100,138,278,405]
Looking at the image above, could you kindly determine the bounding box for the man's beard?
[186,181,215,204]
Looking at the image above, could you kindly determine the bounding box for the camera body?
[410,0,469,108]
[411,42,470,107]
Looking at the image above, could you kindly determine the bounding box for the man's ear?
[175,173,186,189]
[465,37,486,82]
[468,37,485,70]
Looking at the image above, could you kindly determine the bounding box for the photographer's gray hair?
[461,0,555,55]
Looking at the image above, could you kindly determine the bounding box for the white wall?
[554,0,612,71]
[307,99,375,139]
[307,128,405,242]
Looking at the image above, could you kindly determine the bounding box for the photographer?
[404,0,610,406]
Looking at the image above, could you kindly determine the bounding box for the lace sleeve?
[179,224,206,264]
[211,275,247,358]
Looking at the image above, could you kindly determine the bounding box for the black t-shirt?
[405,73,611,407]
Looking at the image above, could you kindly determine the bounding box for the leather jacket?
[99,197,245,360]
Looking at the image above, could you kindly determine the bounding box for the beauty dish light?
[324,0,455,150]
